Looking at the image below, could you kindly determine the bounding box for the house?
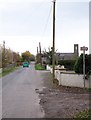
[55,44,79,61]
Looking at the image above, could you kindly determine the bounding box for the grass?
[74,108,91,118]
[0,67,19,77]
[88,88,91,92]
[35,64,46,70]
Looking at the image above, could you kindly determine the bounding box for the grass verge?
[0,67,19,77]
[88,88,91,93]
[74,108,91,118]
[35,64,46,70]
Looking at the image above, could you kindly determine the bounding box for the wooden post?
[3,40,5,68]
[39,42,42,65]
[52,0,56,83]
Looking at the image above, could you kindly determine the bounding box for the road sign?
[80,46,88,51]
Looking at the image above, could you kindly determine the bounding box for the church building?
[56,44,79,61]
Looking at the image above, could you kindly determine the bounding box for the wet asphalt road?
[2,62,45,118]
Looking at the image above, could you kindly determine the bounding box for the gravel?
[39,71,90,118]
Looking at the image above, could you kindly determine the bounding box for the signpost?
[80,46,88,88]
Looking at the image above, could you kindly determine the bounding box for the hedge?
[74,54,91,74]
[58,60,76,70]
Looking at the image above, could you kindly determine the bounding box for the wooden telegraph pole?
[3,40,5,68]
[52,0,56,83]
[39,42,42,65]
[37,47,38,54]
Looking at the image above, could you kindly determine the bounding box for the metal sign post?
[80,46,88,88]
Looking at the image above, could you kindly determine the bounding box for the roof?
[55,53,78,60]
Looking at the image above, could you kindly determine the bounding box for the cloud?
[0,1,89,55]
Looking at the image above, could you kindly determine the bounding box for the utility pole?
[37,47,38,54]
[3,40,5,68]
[39,42,42,65]
[39,42,41,54]
[52,0,56,83]
[36,47,38,63]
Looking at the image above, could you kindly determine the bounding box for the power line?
[41,4,52,38]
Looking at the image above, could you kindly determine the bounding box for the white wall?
[47,65,91,88]
[55,72,91,88]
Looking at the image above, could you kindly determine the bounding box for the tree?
[41,49,52,65]
[29,54,35,61]
[85,54,91,73]
[22,51,35,62]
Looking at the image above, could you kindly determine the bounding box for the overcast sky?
[0,0,90,55]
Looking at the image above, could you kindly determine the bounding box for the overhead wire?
[27,1,52,52]
[40,3,52,51]
[42,4,52,38]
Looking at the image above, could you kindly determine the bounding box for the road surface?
[2,62,45,118]
[2,62,89,119]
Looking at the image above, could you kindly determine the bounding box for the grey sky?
[0,0,90,55]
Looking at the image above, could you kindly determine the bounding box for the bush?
[74,54,83,74]
[58,60,76,70]
[74,54,91,74]
[35,64,46,70]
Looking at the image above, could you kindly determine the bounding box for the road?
[2,62,45,118]
[2,62,89,119]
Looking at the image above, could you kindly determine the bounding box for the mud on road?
[39,71,90,118]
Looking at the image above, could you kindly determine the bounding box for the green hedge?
[74,54,91,74]
[58,60,76,70]
[35,64,46,70]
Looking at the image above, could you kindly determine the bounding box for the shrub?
[58,60,76,70]
[74,54,83,74]
[74,54,91,74]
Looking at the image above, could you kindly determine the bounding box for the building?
[55,44,79,61]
